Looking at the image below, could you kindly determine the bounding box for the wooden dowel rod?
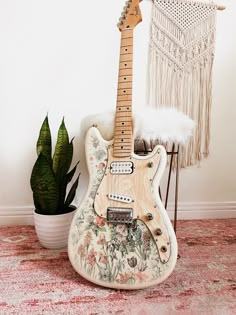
[151,1,226,11]
[217,5,226,11]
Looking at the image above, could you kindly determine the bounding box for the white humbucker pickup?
[108,193,133,204]
[110,161,133,175]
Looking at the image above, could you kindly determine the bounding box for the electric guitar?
[68,0,178,290]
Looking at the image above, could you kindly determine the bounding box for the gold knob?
[156,228,162,236]
[146,213,153,220]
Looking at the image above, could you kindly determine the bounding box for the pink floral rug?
[0,219,235,315]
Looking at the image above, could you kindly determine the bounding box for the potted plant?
[30,115,80,249]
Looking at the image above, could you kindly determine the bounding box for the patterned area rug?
[0,219,235,315]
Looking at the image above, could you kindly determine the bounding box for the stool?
[81,107,194,234]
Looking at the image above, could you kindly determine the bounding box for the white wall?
[0,0,235,225]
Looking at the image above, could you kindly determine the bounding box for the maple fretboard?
[113,28,134,158]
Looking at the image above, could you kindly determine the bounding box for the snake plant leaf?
[66,161,80,183]
[64,173,80,210]
[36,116,52,163]
[57,161,80,212]
[30,153,59,215]
[53,119,72,178]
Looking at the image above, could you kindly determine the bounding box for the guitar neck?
[113,28,134,158]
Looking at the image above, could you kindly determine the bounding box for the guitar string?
[114,28,133,213]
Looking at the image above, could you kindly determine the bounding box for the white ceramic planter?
[34,209,76,249]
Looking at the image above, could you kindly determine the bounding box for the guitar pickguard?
[68,127,178,290]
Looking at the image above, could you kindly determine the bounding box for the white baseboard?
[167,201,236,220]
[0,206,34,226]
[0,202,235,226]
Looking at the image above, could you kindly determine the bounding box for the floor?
[0,219,235,315]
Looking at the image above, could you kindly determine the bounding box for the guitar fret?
[117,94,132,96]
[117,100,132,103]
[117,105,131,109]
[117,97,132,102]
[121,44,133,48]
[119,68,132,71]
[116,112,131,116]
[114,142,132,145]
[115,119,132,121]
[115,124,132,128]
[113,143,132,147]
[119,74,132,77]
[117,111,132,113]
[113,150,132,153]
[116,112,132,115]
[118,81,132,84]
[116,115,131,118]
[121,35,133,39]
[115,125,132,128]
[115,114,132,117]
[117,92,132,95]
[117,87,132,91]
[115,118,132,121]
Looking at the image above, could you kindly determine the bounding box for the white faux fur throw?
[81,107,195,145]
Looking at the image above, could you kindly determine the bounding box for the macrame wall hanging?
[147,0,219,168]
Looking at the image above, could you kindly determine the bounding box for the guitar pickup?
[107,207,133,224]
[110,161,134,175]
[108,193,133,204]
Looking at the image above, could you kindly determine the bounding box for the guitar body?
[68,127,178,290]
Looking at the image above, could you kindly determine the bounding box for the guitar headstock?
[117,0,142,31]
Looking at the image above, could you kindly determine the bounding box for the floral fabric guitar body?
[68,0,178,290]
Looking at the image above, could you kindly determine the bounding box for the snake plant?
[30,116,80,215]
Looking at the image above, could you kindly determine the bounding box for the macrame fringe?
[147,0,217,168]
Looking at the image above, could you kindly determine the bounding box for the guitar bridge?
[107,207,133,224]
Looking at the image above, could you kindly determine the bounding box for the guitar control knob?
[146,213,153,220]
[147,162,154,168]
[155,228,162,236]
[161,246,167,253]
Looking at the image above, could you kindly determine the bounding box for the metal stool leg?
[174,145,180,233]
[165,143,175,209]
